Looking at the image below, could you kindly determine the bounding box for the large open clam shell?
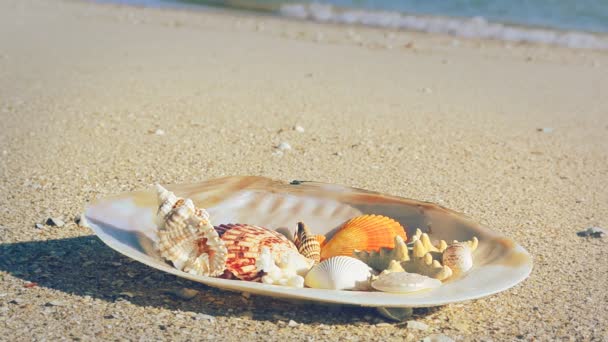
[83,176,532,308]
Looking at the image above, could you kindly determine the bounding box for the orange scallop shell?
[214,224,298,281]
[319,215,407,260]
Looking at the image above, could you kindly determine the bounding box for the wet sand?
[0,0,607,340]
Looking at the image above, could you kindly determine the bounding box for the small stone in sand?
[537,127,554,133]
[577,227,606,238]
[166,288,199,300]
[45,300,65,307]
[10,298,25,305]
[195,313,215,322]
[277,142,292,151]
[406,320,429,331]
[288,320,299,327]
[118,292,135,298]
[46,217,65,227]
[152,128,165,135]
[293,125,305,133]
[35,223,44,229]
[422,334,455,342]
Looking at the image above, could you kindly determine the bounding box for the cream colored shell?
[442,242,473,274]
[304,256,374,290]
[372,272,442,293]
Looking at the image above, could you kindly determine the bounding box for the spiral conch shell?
[293,222,321,263]
[320,215,407,260]
[155,185,227,277]
[155,185,301,281]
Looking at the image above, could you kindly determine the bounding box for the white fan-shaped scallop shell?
[304,256,375,290]
[83,176,532,309]
[371,272,442,293]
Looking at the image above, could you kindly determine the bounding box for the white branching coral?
[256,247,314,288]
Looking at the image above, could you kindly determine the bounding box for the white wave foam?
[279,3,608,49]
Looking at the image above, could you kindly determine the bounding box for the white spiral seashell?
[442,242,473,274]
[304,256,374,290]
[371,272,441,293]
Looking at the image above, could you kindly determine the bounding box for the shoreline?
[97,0,608,49]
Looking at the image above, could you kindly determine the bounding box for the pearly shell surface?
[372,272,442,294]
[304,256,374,290]
[83,176,532,308]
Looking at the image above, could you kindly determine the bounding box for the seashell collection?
[154,185,478,293]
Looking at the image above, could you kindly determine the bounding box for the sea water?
[99,0,608,49]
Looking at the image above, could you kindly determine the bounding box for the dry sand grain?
[0,0,607,340]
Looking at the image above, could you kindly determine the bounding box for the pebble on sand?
[277,142,292,151]
[293,125,305,133]
[422,334,455,342]
[10,298,25,305]
[406,320,429,331]
[35,223,44,229]
[195,313,215,322]
[288,320,299,327]
[45,217,65,227]
[45,300,65,307]
[166,288,199,300]
[577,227,606,238]
[537,127,554,133]
[149,128,165,135]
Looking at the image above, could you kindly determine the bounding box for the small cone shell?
[294,222,321,263]
[320,215,407,260]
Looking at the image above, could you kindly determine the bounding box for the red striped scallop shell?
[215,224,298,281]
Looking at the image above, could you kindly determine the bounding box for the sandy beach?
[1,0,607,340]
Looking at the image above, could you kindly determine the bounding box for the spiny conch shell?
[293,222,321,263]
[256,247,313,288]
[215,223,299,281]
[442,242,473,274]
[320,215,407,261]
[371,272,442,294]
[155,185,227,277]
[354,235,409,271]
[304,256,375,290]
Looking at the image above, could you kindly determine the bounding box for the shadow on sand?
[0,236,440,324]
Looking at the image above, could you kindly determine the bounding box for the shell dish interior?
[83,176,532,308]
